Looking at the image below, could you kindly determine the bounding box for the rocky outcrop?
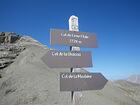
[0,32,25,78]
[0,32,21,44]
[0,44,25,69]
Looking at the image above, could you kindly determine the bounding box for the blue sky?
[0,0,139,80]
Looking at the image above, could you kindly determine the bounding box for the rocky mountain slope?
[0,32,140,105]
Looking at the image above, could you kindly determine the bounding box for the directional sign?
[60,72,108,91]
[41,50,92,68]
[50,29,97,48]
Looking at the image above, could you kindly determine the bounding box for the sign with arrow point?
[60,72,108,91]
[42,50,92,68]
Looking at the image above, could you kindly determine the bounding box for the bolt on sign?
[50,29,97,48]
[41,50,92,68]
[60,72,108,91]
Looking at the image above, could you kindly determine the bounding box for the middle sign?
[50,29,97,48]
[42,50,92,68]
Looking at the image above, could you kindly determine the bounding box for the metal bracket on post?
[69,15,82,105]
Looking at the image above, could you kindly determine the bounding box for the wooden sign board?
[41,50,92,68]
[60,72,108,91]
[50,29,97,48]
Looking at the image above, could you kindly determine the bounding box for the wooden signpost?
[42,15,108,105]
[69,16,82,105]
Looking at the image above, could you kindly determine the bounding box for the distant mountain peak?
[126,74,140,84]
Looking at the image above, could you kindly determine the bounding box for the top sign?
[50,29,97,48]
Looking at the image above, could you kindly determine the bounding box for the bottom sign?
[60,72,108,91]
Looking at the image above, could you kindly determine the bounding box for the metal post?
[69,15,82,105]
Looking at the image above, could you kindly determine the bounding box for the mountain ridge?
[0,32,140,105]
